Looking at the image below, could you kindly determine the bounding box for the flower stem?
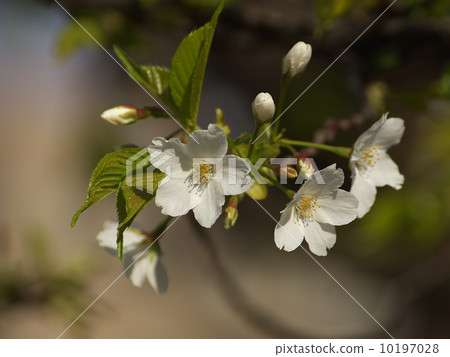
[151,216,172,240]
[259,170,292,199]
[271,80,289,143]
[279,142,298,156]
[247,122,262,160]
[279,139,351,158]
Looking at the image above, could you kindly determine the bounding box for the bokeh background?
[0,0,449,338]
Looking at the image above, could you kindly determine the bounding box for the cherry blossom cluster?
[95,41,405,293]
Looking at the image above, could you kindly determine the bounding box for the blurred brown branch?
[189,216,394,338]
[189,216,308,338]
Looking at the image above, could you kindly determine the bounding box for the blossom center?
[295,195,320,221]
[192,161,216,184]
[362,144,381,167]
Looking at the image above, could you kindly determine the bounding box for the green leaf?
[141,65,171,96]
[113,46,177,112]
[72,148,146,227]
[125,170,166,193]
[114,45,151,88]
[115,181,155,260]
[169,0,225,126]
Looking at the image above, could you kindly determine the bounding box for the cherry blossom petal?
[354,114,387,149]
[315,189,359,226]
[148,137,193,178]
[187,124,228,159]
[300,164,344,198]
[147,254,169,294]
[219,155,253,195]
[97,221,145,254]
[274,204,304,252]
[304,220,336,256]
[155,176,194,217]
[366,152,404,189]
[372,118,405,150]
[192,180,225,228]
[126,252,148,287]
[350,169,377,218]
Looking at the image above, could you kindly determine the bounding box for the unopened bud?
[279,166,298,179]
[215,107,231,135]
[281,41,312,80]
[260,166,277,186]
[252,92,275,123]
[223,196,239,229]
[246,181,268,200]
[101,105,150,125]
[297,156,315,180]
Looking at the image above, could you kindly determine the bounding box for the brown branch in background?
[189,216,389,338]
[299,53,376,158]
[392,238,450,308]
[376,238,450,336]
[189,216,305,338]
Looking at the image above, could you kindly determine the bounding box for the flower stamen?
[295,195,319,221]
[362,144,381,168]
[192,161,216,185]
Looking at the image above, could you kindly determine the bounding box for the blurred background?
[0,0,449,338]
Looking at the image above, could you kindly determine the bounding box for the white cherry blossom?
[275,164,358,256]
[350,114,405,218]
[97,221,168,293]
[252,92,275,123]
[148,124,253,228]
[281,41,312,80]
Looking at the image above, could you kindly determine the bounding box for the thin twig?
[189,216,390,338]
[189,216,307,338]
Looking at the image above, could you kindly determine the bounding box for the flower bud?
[279,166,298,179]
[297,156,315,180]
[260,166,277,186]
[101,105,150,125]
[252,92,275,123]
[281,41,312,80]
[245,181,268,200]
[223,196,239,229]
[215,107,231,136]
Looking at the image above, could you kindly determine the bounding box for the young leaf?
[114,46,177,112]
[141,65,178,110]
[115,181,154,260]
[141,66,171,96]
[72,148,145,227]
[169,0,225,126]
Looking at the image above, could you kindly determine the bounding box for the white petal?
[350,169,377,218]
[192,180,225,228]
[187,124,228,159]
[354,114,387,149]
[219,155,253,195]
[300,164,344,197]
[126,252,148,287]
[97,221,145,255]
[274,204,304,252]
[146,254,169,294]
[96,220,119,251]
[366,152,404,190]
[315,189,359,226]
[304,220,336,256]
[148,137,193,178]
[354,115,404,151]
[155,176,194,217]
[372,118,405,150]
